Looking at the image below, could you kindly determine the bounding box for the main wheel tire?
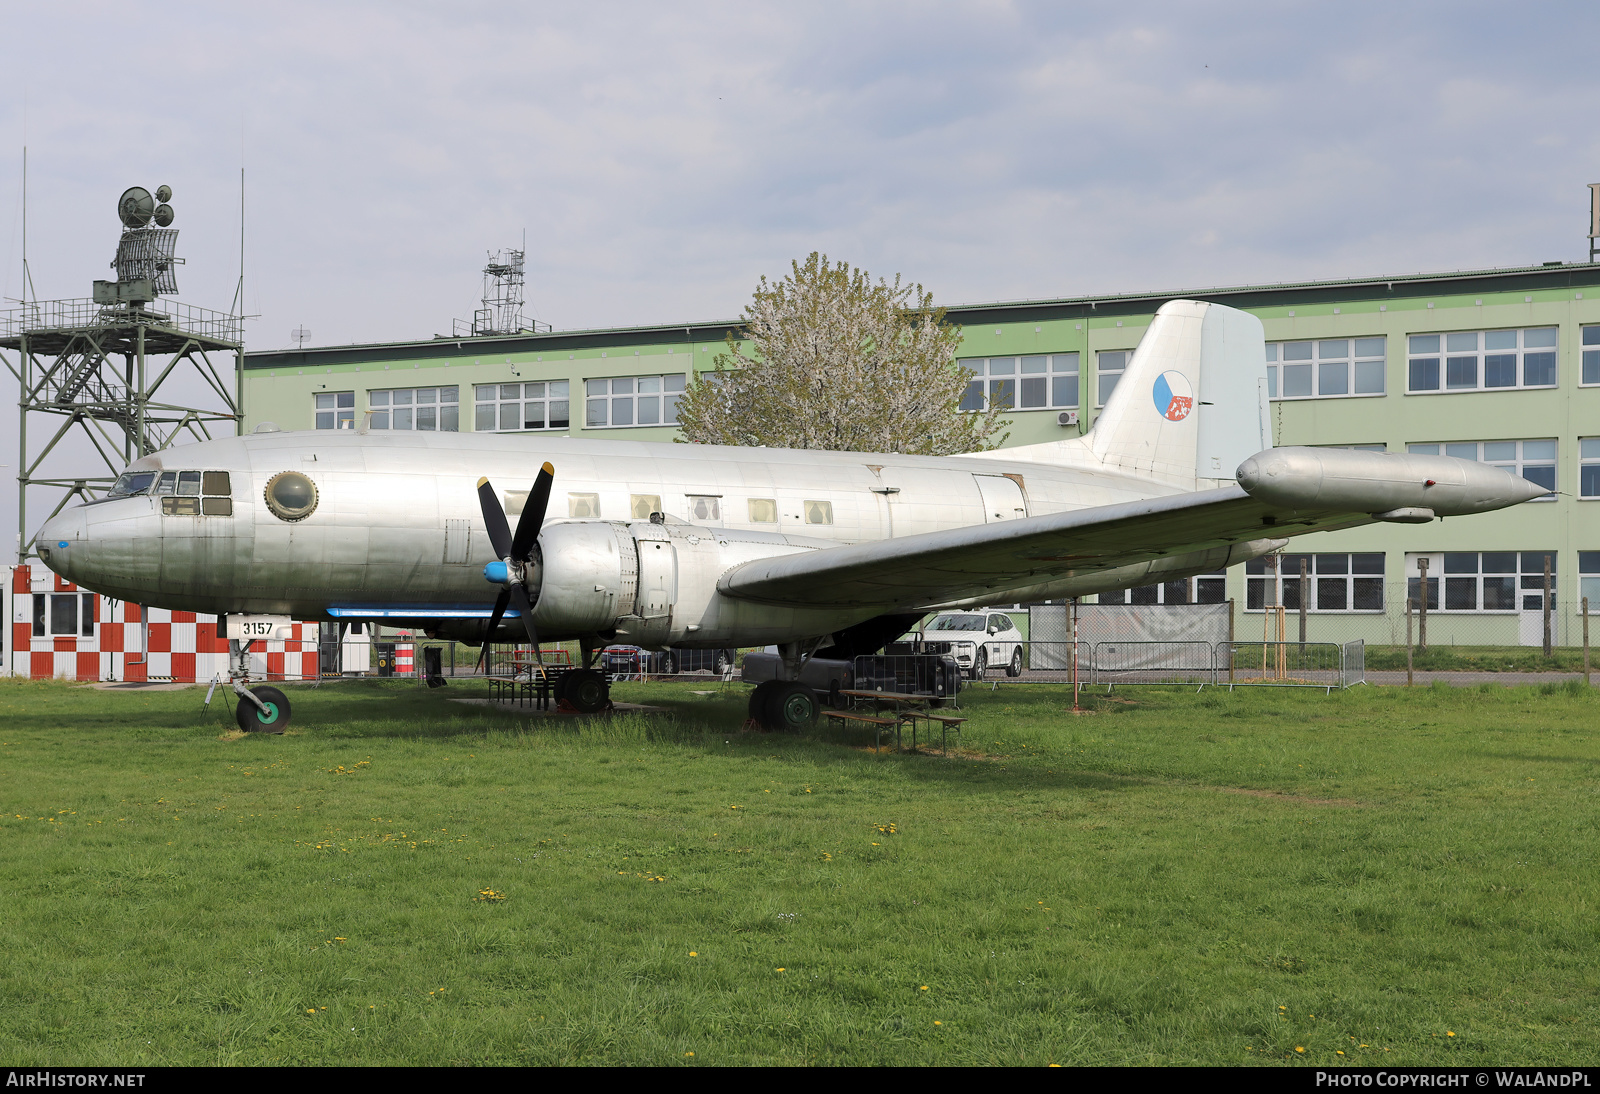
[563,669,610,713]
[235,685,290,734]
[1007,648,1023,677]
[760,681,818,733]
[659,651,678,676]
[749,680,781,723]
[713,651,734,676]
[970,649,988,681]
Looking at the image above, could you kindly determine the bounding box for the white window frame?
[584,374,685,428]
[1266,337,1386,400]
[368,385,459,432]
[959,354,1079,412]
[1095,350,1130,407]
[1580,439,1600,499]
[1097,572,1226,605]
[475,381,571,432]
[1245,553,1385,613]
[32,592,95,637]
[1406,328,1558,394]
[1407,551,1554,613]
[1579,552,1600,610]
[1406,440,1556,500]
[314,391,355,429]
[1581,325,1600,386]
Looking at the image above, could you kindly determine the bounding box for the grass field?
[1,676,1596,1066]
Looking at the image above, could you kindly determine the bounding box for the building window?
[1583,326,1600,385]
[1408,551,1554,611]
[1317,444,1388,452]
[32,593,94,637]
[584,374,685,427]
[959,354,1079,411]
[1246,554,1384,611]
[1406,440,1556,498]
[804,500,833,524]
[314,392,355,429]
[368,386,459,431]
[1266,338,1385,399]
[474,382,569,432]
[629,494,661,519]
[748,498,777,523]
[1098,571,1226,605]
[568,493,600,518]
[1406,328,1557,393]
[1580,552,1600,608]
[1096,350,1129,406]
[1581,439,1600,498]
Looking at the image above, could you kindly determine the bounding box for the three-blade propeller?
[476,462,555,671]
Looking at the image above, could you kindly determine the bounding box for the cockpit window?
[177,471,202,496]
[202,472,230,496]
[109,471,157,496]
[155,472,177,496]
[928,614,986,631]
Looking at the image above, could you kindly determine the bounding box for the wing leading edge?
[716,485,1365,611]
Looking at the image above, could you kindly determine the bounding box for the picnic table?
[831,689,966,753]
[488,661,556,710]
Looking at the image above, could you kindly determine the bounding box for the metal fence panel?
[1094,640,1218,686]
[1341,640,1365,688]
[1223,641,1353,689]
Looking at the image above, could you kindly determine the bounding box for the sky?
[5,0,1600,550]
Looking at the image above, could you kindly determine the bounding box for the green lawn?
[0,676,1595,1066]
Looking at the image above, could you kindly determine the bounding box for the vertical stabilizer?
[963,299,1270,488]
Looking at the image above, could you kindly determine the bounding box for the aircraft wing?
[717,484,1358,611]
[718,446,1552,612]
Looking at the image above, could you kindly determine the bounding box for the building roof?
[242,260,1600,371]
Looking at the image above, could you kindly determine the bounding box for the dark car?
[601,645,735,676]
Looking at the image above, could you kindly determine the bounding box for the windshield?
[928,614,986,632]
[108,471,158,496]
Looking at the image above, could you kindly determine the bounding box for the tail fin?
[965,299,1271,488]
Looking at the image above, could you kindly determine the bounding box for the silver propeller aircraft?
[35,300,1547,729]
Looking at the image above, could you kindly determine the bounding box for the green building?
[240,261,1600,648]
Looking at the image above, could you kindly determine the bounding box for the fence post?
[1406,597,1414,687]
[1543,554,1553,658]
[1227,597,1235,686]
[1585,597,1591,686]
[1417,556,1429,655]
[1299,557,1309,646]
[1070,596,1080,713]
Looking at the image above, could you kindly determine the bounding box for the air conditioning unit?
[1057,410,1079,427]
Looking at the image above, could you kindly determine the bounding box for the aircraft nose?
[34,510,86,580]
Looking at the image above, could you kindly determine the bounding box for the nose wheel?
[235,685,291,734]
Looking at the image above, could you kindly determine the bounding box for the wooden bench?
[824,709,900,751]
[898,710,967,753]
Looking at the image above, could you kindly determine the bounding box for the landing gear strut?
[225,639,292,733]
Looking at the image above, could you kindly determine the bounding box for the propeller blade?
[477,588,511,672]
[509,584,543,666]
[477,477,513,559]
[510,462,554,562]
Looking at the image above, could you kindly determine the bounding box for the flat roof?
[242,260,1600,371]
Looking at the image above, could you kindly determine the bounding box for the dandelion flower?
[1447,1031,1455,1037]
[1295,1047,1305,1053]
[934,1021,942,1026]
[920,986,929,991]
[776,967,785,972]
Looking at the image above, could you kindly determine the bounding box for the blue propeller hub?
[483,559,510,585]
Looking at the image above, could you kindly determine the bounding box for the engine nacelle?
[528,521,633,635]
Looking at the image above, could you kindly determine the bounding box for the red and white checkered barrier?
[4,564,322,683]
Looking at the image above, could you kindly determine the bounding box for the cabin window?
[804,500,833,525]
[687,496,720,522]
[630,494,661,519]
[568,493,601,518]
[748,498,777,523]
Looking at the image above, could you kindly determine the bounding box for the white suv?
[921,611,1025,679]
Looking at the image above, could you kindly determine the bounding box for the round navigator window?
[263,471,319,522]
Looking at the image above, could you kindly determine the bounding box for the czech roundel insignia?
[1152,371,1194,422]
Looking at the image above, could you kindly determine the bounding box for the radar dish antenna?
[153,204,174,227]
[292,327,311,348]
[117,187,155,229]
[155,184,172,202]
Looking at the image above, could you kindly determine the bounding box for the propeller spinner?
[477,462,555,670]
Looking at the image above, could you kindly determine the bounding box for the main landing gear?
[748,680,820,732]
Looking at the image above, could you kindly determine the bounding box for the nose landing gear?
[235,684,291,733]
